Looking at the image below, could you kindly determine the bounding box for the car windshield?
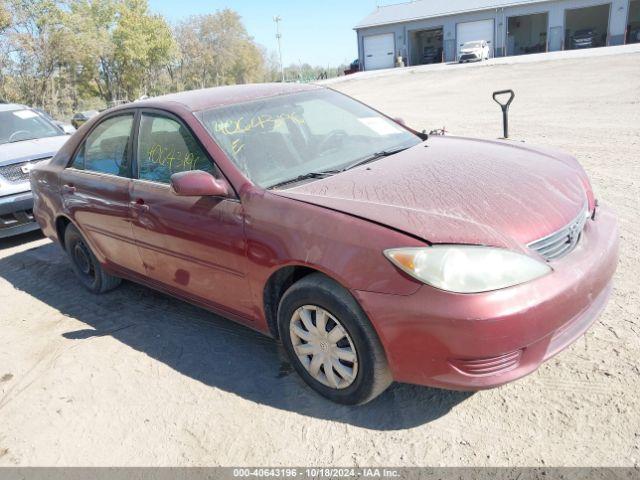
[198,89,421,188]
[464,41,483,48]
[0,109,61,145]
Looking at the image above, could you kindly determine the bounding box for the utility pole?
[273,15,285,83]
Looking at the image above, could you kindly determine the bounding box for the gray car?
[0,103,70,238]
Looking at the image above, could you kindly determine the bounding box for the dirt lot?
[1,48,639,467]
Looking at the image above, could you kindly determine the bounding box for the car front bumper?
[0,191,39,238]
[354,204,619,390]
[459,53,480,62]
[573,41,594,48]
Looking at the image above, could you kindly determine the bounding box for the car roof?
[0,103,28,112]
[131,82,324,112]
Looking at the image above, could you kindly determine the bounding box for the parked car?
[0,104,71,238]
[422,46,443,64]
[458,40,490,62]
[344,59,360,75]
[31,84,619,404]
[71,110,99,129]
[33,108,76,135]
[571,29,599,49]
[626,23,640,44]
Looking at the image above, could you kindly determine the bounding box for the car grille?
[460,53,478,61]
[528,202,590,260]
[0,158,51,184]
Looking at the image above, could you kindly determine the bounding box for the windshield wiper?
[341,147,409,172]
[268,170,339,189]
[268,146,410,190]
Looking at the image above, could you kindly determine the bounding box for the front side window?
[198,89,420,188]
[0,109,62,145]
[71,114,134,177]
[136,114,214,184]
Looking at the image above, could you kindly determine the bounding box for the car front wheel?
[278,273,392,405]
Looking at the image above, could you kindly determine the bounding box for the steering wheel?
[316,130,348,154]
[8,130,31,143]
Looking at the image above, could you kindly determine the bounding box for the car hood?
[0,135,69,167]
[461,48,481,54]
[272,136,589,251]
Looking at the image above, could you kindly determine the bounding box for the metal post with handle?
[492,89,515,139]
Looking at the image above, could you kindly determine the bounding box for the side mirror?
[170,170,229,197]
[62,125,76,135]
[56,122,76,135]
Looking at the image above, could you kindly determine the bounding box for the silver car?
[458,40,490,63]
[0,103,70,238]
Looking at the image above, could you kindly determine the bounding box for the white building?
[355,0,640,69]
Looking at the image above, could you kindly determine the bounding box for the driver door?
[129,111,252,319]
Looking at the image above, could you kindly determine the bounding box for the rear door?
[129,110,252,318]
[59,112,145,276]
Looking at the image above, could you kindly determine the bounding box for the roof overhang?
[355,0,554,30]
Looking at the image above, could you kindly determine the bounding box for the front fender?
[241,187,424,326]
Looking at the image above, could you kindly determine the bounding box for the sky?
[148,0,392,67]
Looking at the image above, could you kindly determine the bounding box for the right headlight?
[384,245,552,294]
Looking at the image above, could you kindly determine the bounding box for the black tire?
[64,224,121,294]
[278,273,392,405]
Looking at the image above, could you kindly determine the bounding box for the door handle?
[129,200,149,213]
[62,184,76,194]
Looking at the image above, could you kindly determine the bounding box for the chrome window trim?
[64,167,131,181]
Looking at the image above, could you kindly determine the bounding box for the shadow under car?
[0,240,472,429]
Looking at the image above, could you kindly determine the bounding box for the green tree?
[2,1,348,118]
[0,1,10,32]
[68,0,175,103]
[2,0,76,112]
[174,9,264,90]
[66,0,119,103]
[111,0,175,100]
[0,1,10,101]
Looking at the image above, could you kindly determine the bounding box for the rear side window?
[70,114,134,177]
[136,114,214,184]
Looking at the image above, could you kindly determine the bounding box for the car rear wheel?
[64,224,121,294]
[278,273,392,405]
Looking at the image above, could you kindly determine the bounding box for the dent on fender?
[242,187,423,296]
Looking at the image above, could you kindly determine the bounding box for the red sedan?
[30,84,619,404]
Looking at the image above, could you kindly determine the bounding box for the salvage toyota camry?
[30,83,619,404]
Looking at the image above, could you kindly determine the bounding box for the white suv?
[458,40,491,63]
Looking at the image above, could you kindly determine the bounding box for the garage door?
[363,33,395,70]
[456,19,495,59]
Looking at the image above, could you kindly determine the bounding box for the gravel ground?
[1,47,639,467]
